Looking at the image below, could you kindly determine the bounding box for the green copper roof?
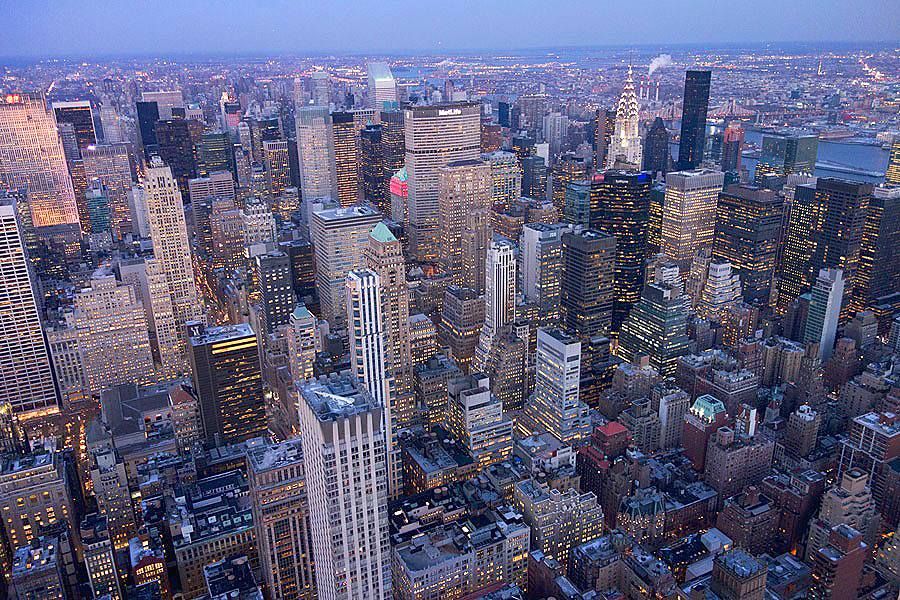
[691,394,726,422]
[370,221,397,243]
[393,167,407,181]
[292,303,313,320]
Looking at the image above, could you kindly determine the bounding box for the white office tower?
[0,92,79,230]
[142,157,202,370]
[483,240,516,341]
[405,102,481,260]
[365,224,414,428]
[72,271,155,396]
[605,66,642,169]
[521,222,568,306]
[473,240,516,373]
[0,199,58,416]
[288,304,319,383]
[310,206,383,331]
[804,269,845,361]
[524,328,590,443]
[346,270,401,497]
[662,169,725,271]
[543,112,569,157]
[295,106,338,202]
[98,102,125,143]
[367,62,398,109]
[696,261,741,323]
[298,375,392,600]
[140,90,184,120]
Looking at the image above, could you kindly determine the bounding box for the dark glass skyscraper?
[643,117,669,175]
[561,229,616,341]
[361,124,387,212]
[136,101,160,160]
[521,155,547,200]
[755,133,818,184]
[154,118,199,195]
[677,70,711,171]
[713,184,784,306]
[809,178,872,302]
[52,101,97,153]
[590,170,652,333]
[188,322,268,446]
[851,187,900,313]
[197,131,236,178]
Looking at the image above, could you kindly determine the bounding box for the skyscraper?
[298,374,392,600]
[482,150,522,211]
[721,122,745,173]
[52,101,97,151]
[72,271,155,396]
[661,169,724,271]
[0,199,59,416]
[136,100,160,160]
[561,229,616,342]
[777,182,824,314]
[886,138,900,185]
[331,111,361,207]
[441,286,485,372]
[248,439,316,600]
[606,67,642,169]
[809,178,872,303]
[480,239,516,349]
[154,118,199,197]
[295,106,337,202]
[521,222,567,321]
[143,156,202,368]
[642,117,669,175]
[755,133,818,184]
[617,282,690,377]
[262,139,291,197]
[551,154,590,213]
[852,186,900,313]
[81,143,133,239]
[253,251,295,334]
[472,240,516,374]
[346,269,402,496]
[522,155,548,200]
[676,70,712,171]
[365,223,413,428]
[437,159,492,290]
[591,170,652,332]
[713,184,784,305]
[524,328,591,443]
[0,92,80,230]
[360,124,387,212]
[803,269,845,361]
[405,102,481,260]
[141,90,183,120]
[367,62,398,109]
[310,205,382,330]
[188,322,268,446]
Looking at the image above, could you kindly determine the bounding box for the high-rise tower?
[405,102,481,260]
[0,199,59,416]
[676,70,712,171]
[606,67,643,169]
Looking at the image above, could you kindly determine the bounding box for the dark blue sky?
[1,0,897,58]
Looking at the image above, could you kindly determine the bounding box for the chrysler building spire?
[606,65,643,169]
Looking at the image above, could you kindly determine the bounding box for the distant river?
[669,127,891,184]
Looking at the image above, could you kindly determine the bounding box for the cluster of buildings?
[0,42,899,600]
